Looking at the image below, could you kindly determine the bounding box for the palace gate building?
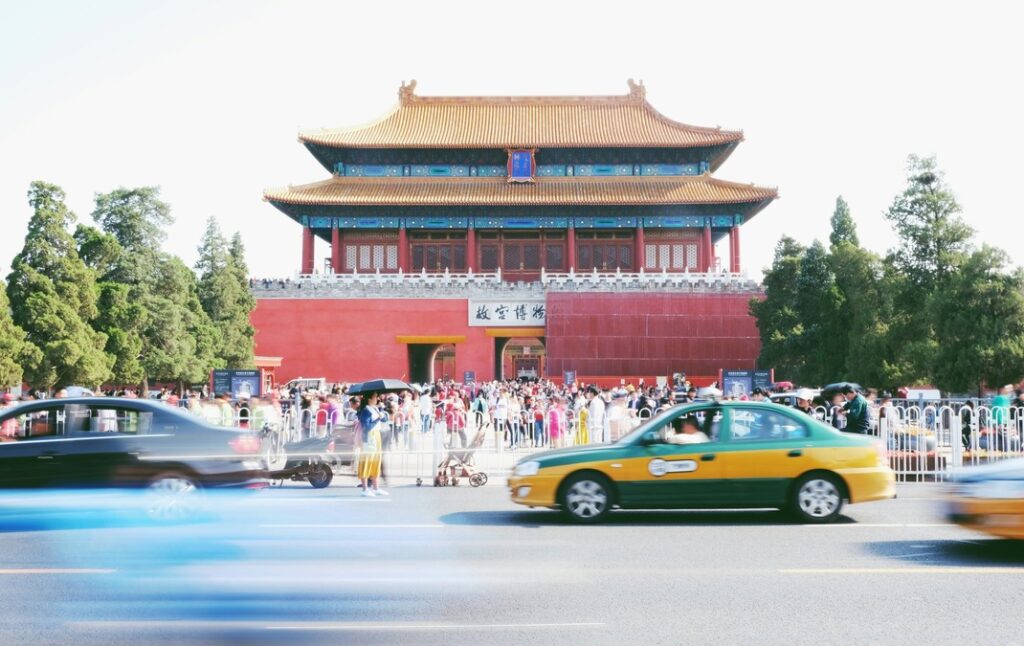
[253,80,777,385]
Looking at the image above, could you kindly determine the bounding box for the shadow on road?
[866,539,1024,567]
[440,508,858,527]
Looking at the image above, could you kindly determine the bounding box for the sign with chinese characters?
[507,149,535,183]
[468,300,546,326]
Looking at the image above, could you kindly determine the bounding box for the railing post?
[950,411,963,473]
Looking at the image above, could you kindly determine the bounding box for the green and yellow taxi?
[509,400,895,523]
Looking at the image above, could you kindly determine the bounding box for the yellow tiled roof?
[264,174,777,207]
[298,80,743,149]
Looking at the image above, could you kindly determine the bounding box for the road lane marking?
[801,523,953,528]
[780,567,1023,574]
[0,568,115,575]
[266,622,608,631]
[258,524,444,529]
[76,621,606,631]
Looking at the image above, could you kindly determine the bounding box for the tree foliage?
[0,280,41,387]
[196,218,254,369]
[6,182,112,389]
[932,246,1024,393]
[829,196,859,247]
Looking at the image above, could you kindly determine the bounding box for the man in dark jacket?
[841,385,872,434]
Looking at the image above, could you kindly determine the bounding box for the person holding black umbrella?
[356,392,387,496]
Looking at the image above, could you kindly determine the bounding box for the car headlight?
[514,461,541,477]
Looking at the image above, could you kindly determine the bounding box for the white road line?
[800,523,954,528]
[258,523,444,529]
[76,621,606,631]
[0,568,115,575]
[266,622,607,631]
[780,567,1024,574]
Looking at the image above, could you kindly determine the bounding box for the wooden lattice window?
[643,231,699,271]
[342,231,399,272]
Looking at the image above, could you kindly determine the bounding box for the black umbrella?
[821,382,864,399]
[346,379,413,395]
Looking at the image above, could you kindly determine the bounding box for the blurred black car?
[0,398,266,500]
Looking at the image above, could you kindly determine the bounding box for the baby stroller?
[433,423,489,487]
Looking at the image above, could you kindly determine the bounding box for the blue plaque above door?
[507,149,536,183]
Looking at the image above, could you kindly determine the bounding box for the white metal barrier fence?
[812,404,1024,481]
[214,401,1024,483]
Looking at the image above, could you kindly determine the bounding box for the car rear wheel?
[790,473,844,523]
[560,473,613,523]
[146,473,201,521]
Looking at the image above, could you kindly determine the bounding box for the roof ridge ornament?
[627,78,646,101]
[399,79,418,106]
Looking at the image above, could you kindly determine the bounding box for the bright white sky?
[2,0,1022,280]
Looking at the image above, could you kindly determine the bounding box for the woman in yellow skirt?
[356,392,386,497]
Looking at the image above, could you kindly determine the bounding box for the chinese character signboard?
[507,149,535,183]
[468,300,546,326]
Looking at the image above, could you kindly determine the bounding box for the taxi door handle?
[700,454,715,462]
[787,449,803,457]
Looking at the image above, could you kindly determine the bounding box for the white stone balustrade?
[250,268,758,299]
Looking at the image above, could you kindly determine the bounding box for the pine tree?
[196,219,254,368]
[793,241,845,385]
[6,182,112,389]
[932,246,1024,394]
[0,279,41,387]
[829,196,859,247]
[750,237,807,382]
[883,155,973,385]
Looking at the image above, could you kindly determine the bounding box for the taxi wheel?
[560,473,613,523]
[790,473,844,523]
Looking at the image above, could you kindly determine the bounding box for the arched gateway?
[252,80,777,385]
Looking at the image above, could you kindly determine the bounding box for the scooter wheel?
[469,473,485,487]
[308,463,333,489]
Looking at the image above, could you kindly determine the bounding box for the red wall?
[251,299,494,384]
[252,292,762,384]
[544,292,760,378]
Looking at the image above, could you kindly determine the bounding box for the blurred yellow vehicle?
[947,458,1024,539]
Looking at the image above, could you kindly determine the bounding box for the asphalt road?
[0,481,1019,646]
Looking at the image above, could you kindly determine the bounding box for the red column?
[634,224,645,271]
[702,223,714,272]
[567,225,576,271]
[729,225,741,273]
[331,226,341,273]
[301,226,314,275]
[466,226,476,272]
[398,226,408,272]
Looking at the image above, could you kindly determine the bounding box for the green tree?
[885,155,973,290]
[196,219,254,368]
[793,241,845,385]
[750,237,807,381]
[93,283,146,385]
[883,155,974,385]
[829,196,858,247]
[143,255,222,385]
[91,187,172,286]
[6,182,112,389]
[932,246,1024,394]
[0,280,42,387]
